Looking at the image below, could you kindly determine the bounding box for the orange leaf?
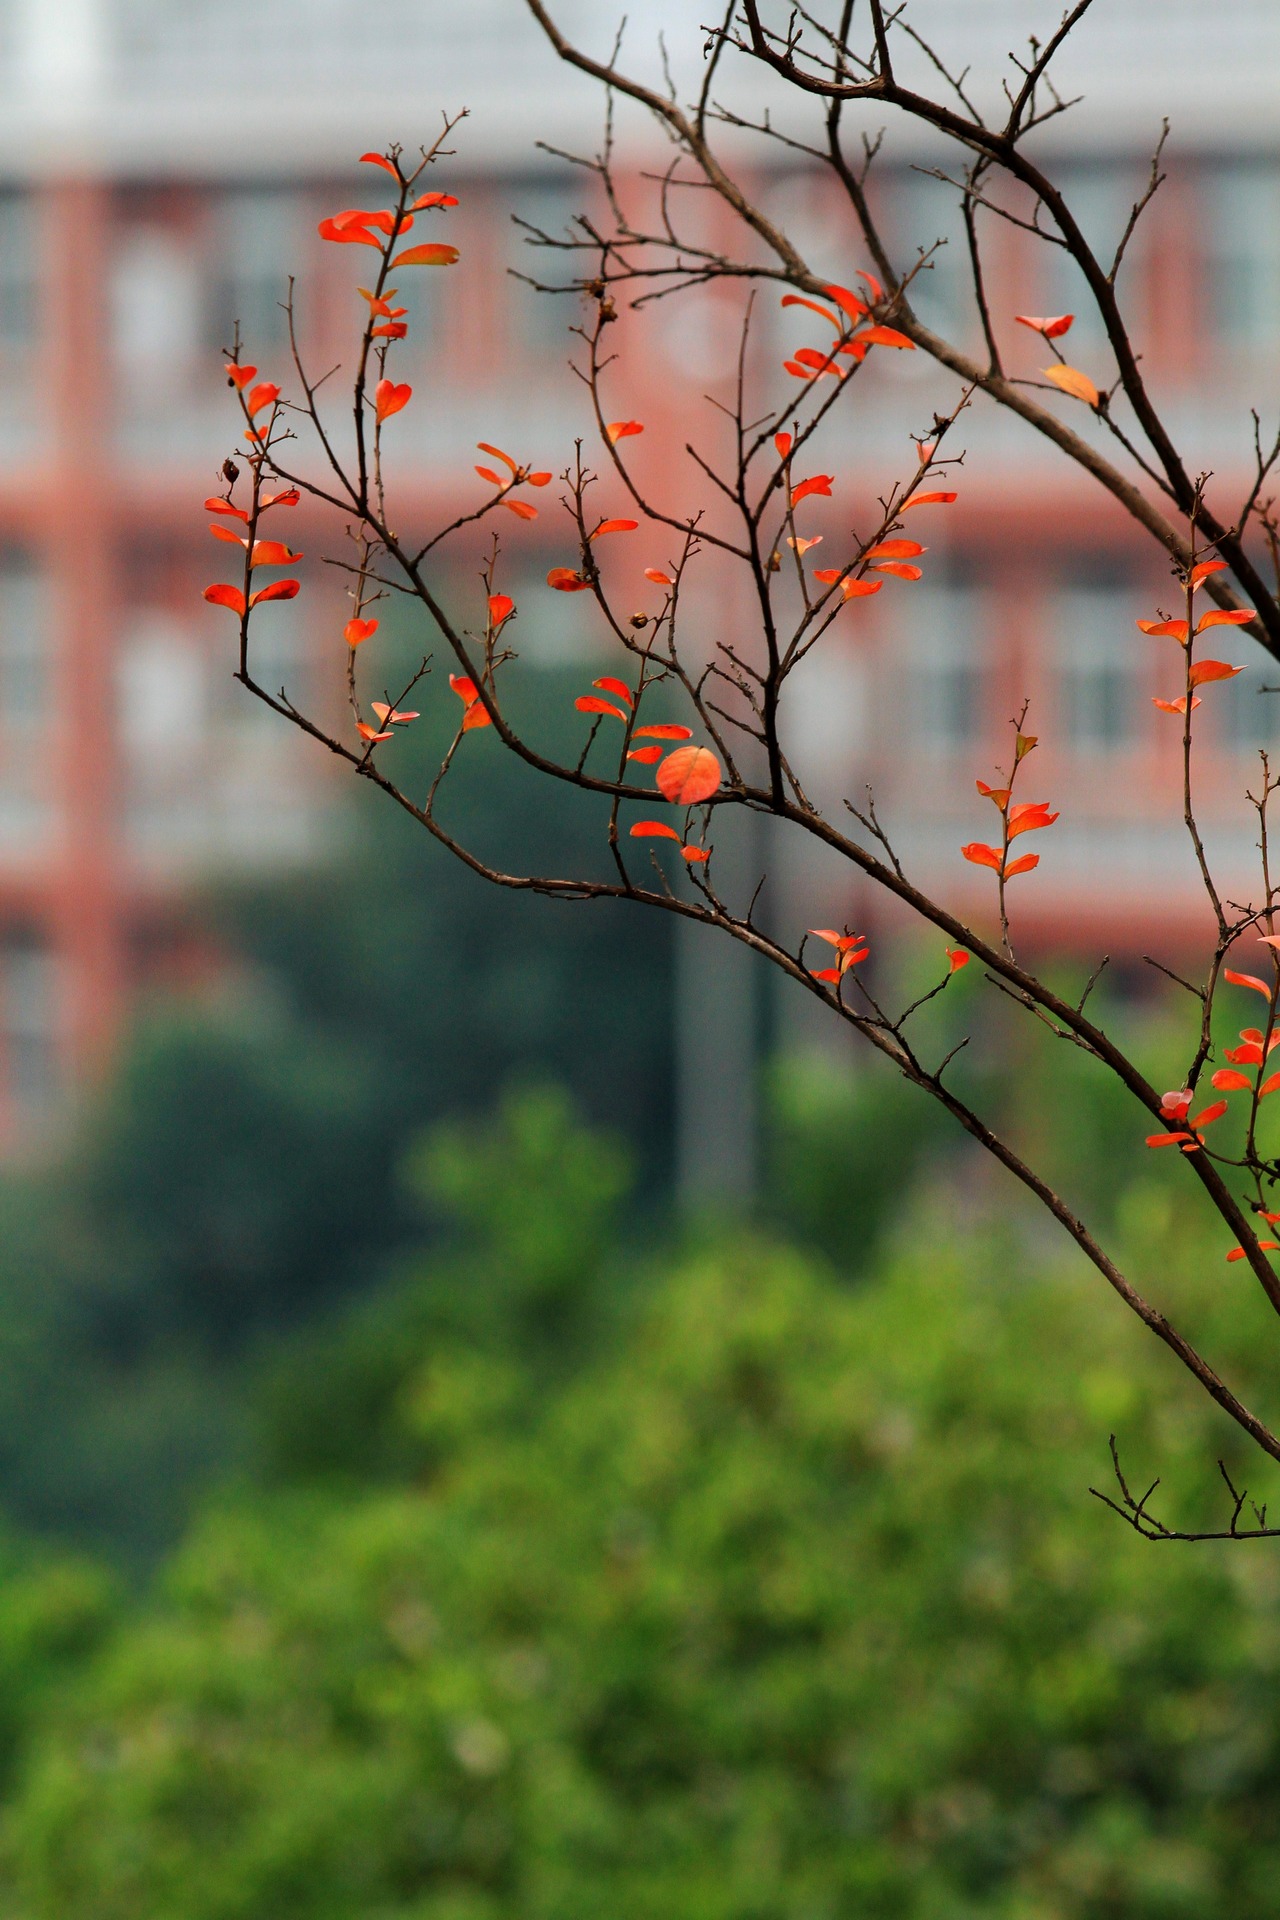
[961,842,1002,870]
[345,618,378,646]
[1225,968,1274,999]
[261,489,300,509]
[462,702,491,731]
[500,499,538,520]
[246,381,279,417]
[901,491,957,510]
[317,217,382,248]
[357,721,394,742]
[527,472,552,487]
[208,523,245,547]
[450,673,479,703]
[1146,1131,1194,1148]
[203,583,246,616]
[475,465,504,485]
[224,362,257,388]
[607,420,644,442]
[547,568,589,592]
[629,820,681,842]
[391,242,459,268]
[411,191,458,209]
[1190,559,1228,588]
[593,676,633,704]
[633,724,692,741]
[644,568,674,586]
[249,540,301,567]
[1043,363,1099,406]
[855,269,884,302]
[374,379,411,422]
[575,695,628,720]
[359,152,400,176]
[1153,695,1201,714]
[1007,803,1058,838]
[370,701,419,725]
[1189,1099,1228,1129]
[1003,852,1040,878]
[866,540,924,559]
[681,845,710,864]
[590,518,639,539]
[774,432,792,459]
[627,744,663,763]
[1262,1072,1280,1099]
[204,496,249,520]
[840,578,882,600]
[1189,659,1242,687]
[249,579,300,607]
[1015,313,1074,337]
[976,781,1010,805]
[790,474,833,507]
[655,745,721,806]
[1137,618,1190,642]
[1228,1242,1280,1261]
[478,442,517,472]
[946,949,970,972]
[1211,1068,1254,1092]
[788,535,823,556]
[488,594,514,628]
[862,324,914,349]
[810,967,843,984]
[1197,607,1256,631]
[869,560,922,580]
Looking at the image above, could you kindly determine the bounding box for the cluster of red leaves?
[202,412,302,617]
[779,273,913,380]
[475,442,552,521]
[1137,563,1253,715]
[1011,312,1102,411]
[547,517,640,592]
[961,736,1058,881]
[807,926,869,985]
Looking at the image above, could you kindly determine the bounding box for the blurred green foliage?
[4,1090,1280,1916]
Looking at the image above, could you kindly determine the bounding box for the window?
[1041,166,1146,350]
[892,169,971,341]
[0,556,49,729]
[2,934,63,1119]
[902,578,984,751]
[118,613,206,762]
[111,228,200,396]
[0,195,35,353]
[1220,659,1280,753]
[1056,579,1141,751]
[211,190,304,358]
[1206,163,1280,353]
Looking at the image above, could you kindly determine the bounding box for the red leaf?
[1002,852,1040,878]
[655,745,722,806]
[773,432,792,459]
[632,724,692,741]
[681,845,710,864]
[450,673,492,729]
[1153,695,1201,714]
[644,569,674,586]
[946,949,970,972]
[780,293,841,327]
[575,695,628,720]
[629,820,681,842]
[607,420,644,442]
[360,152,400,176]
[450,673,479,703]
[1190,559,1228,588]
[1211,1068,1254,1092]
[390,242,459,267]
[527,472,552,487]
[1146,1131,1194,1147]
[1228,1242,1280,1261]
[371,322,408,340]
[901,491,957,510]
[500,500,539,520]
[790,474,834,507]
[866,539,924,559]
[1014,313,1074,337]
[357,721,394,742]
[824,282,869,322]
[345,618,378,646]
[1137,618,1189,642]
[249,540,302,567]
[488,594,514,628]
[204,496,249,521]
[1197,607,1256,631]
[784,360,819,380]
[1262,1072,1280,1100]
[961,842,1001,870]
[869,560,923,579]
[208,523,245,547]
[547,568,588,592]
[411,191,459,209]
[317,217,382,248]
[249,579,300,607]
[1225,969,1274,999]
[1189,659,1242,687]
[371,701,419,725]
[1190,1099,1228,1129]
[862,324,914,349]
[224,363,257,389]
[261,489,300,509]
[839,578,882,600]
[374,379,411,422]
[590,518,639,539]
[627,745,663,763]
[1007,803,1059,839]
[203,583,246,616]
[810,967,843,984]
[855,269,884,303]
[792,345,841,376]
[593,676,633,705]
